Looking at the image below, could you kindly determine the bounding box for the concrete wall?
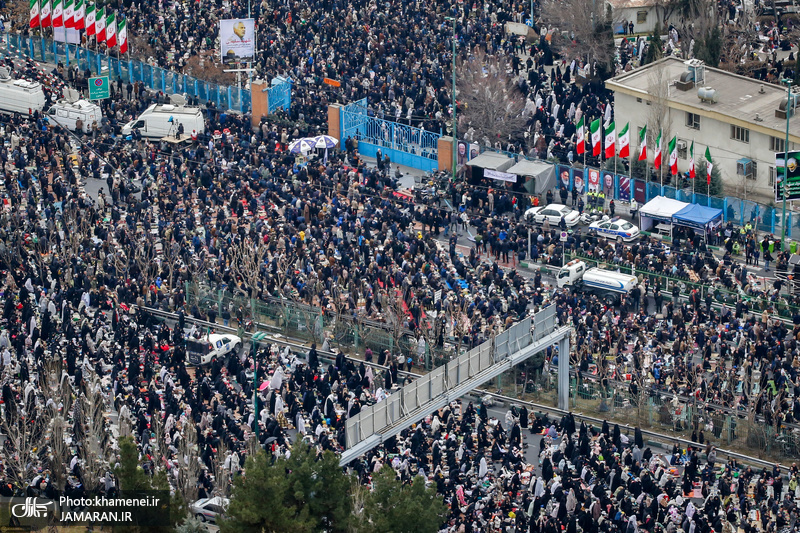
[609,5,660,35]
[613,90,789,204]
[250,80,269,128]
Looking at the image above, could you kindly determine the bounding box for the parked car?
[589,216,641,242]
[190,496,229,523]
[524,204,581,227]
[186,333,241,366]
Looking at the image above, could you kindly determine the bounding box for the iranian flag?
[618,123,630,158]
[40,0,51,26]
[668,136,678,175]
[705,147,713,184]
[604,121,616,158]
[689,141,695,179]
[94,6,106,43]
[73,0,84,29]
[653,130,662,169]
[52,0,62,27]
[30,0,40,28]
[576,117,585,155]
[638,125,647,161]
[590,118,601,157]
[118,17,127,53]
[63,0,73,28]
[105,11,116,48]
[85,3,95,35]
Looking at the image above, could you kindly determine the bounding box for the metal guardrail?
[141,306,785,471]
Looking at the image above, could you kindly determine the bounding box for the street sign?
[88,76,110,100]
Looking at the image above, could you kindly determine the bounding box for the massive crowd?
[0,0,798,530]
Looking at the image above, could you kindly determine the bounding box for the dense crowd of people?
[0,0,799,529]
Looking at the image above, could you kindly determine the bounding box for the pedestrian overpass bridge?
[340,305,571,466]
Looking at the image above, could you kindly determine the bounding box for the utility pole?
[451,15,457,183]
[782,78,792,249]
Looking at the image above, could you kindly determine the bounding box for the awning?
[506,159,556,194]
[466,152,515,172]
[639,196,688,222]
[672,203,723,230]
[506,159,553,176]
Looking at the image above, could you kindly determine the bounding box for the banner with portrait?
[587,168,601,193]
[220,18,256,64]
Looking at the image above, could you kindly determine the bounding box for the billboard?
[53,26,81,44]
[220,18,255,64]
[776,150,800,201]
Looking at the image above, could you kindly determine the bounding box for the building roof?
[606,0,657,9]
[606,57,800,142]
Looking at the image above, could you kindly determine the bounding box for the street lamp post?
[782,78,792,249]
[446,15,457,183]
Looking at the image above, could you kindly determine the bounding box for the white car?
[190,496,229,523]
[525,204,581,227]
[186,333,241,366]
[589,216,641,242]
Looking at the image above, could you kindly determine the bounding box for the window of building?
[769,166,776,186]
[686,112,700,130]
[749,161,758,180]
[637,10,647,23]
[731,125,750,143]
[636,97,642,103]
[771,136,786,153]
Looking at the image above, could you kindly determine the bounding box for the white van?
[0,77,46,115]
[557,260,637,305]
[121,103,205,138]
[47,100,103,133]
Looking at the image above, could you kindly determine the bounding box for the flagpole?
[689,139,697,203]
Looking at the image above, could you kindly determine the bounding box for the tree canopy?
[221,442,448,533]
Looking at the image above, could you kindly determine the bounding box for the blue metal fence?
[4,34,252,113]
[340,100,440,172]
[268,77,291,114]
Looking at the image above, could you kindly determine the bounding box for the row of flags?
[29,0,128,53]
[575,118,714,184]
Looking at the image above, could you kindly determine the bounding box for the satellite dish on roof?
[64,88,79,103]
[169,94,186,106]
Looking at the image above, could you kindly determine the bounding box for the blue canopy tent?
[672,204,723,240]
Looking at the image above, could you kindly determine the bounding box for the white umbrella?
[312,135,339,149]
[312,135,339,163]
[287,138,316,154]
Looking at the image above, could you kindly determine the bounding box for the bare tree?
[48,415,71,492]
[457,50,530,150]
[541,0,616,74]
[646,61,674,183]
[175,420,201,507]
[211,440,231,498]
[0,397,52,491]
[73,377,111,492]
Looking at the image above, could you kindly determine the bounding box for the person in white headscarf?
[478,455,488,479]
[627,514,639,533]
[532,476,545,498]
